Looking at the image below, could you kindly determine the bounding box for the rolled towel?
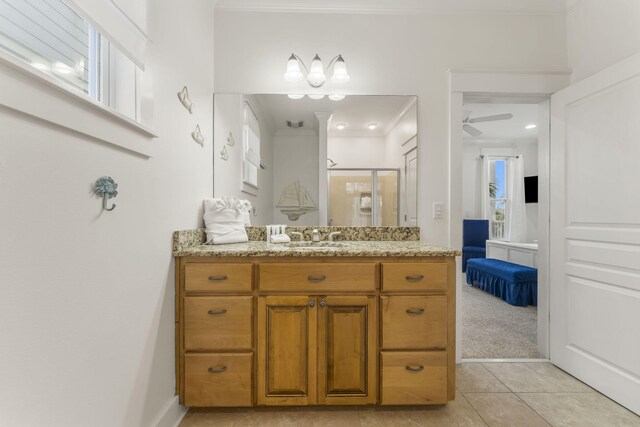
[203,197,249,245]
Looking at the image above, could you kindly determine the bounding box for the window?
[243,102,261,189]
[488,158,509,240]
[0,0,140,122]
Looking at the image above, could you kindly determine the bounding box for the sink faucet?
[289,232,304,242]
[312,229,320,242]
[328,231,342,241]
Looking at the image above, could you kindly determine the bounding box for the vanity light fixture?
[525,124,537,129]
[328,94,346,101]
[336,122,347,130]
[284,53,350,88]
[367,122,379,130]
[287,94,305,100]
[307,94,325,100]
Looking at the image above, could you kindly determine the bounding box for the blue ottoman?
[466,258,537,307]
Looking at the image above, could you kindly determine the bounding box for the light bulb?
[331,55,350,83]
[336,122,347,130]
[367,122,379,130]
[307,54,326,88]
[287,94,305,100]
[328,94,346,101]
[307,94,325,100]
[284,54,303,82]
[525,124,537,129]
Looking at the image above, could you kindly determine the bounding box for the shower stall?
[328,168,400,226]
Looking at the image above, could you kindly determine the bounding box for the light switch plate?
[433,202,444,219]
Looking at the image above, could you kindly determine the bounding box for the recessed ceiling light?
[525,124,537,129]
[336,122,347,130]
[307,94,325,100]
[287,94,305,100]
[328,94,345,101]
[367,122,379,130]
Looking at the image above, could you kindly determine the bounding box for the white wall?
[462,140,539,242]
[214,10,567,245]
[213,94,274,224]
[0,0,214,426]
[272,131,319,225]
[567,0,640,83]
[328,136,387,168]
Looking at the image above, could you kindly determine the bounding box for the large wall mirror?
[213,94,418,226]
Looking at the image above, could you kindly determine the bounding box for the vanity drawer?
[380,351,447,405]
[185,263,253,292]
[382,263,447,292]
[184,353,253,407]
[259,263,376,292]
[381,296,447,350]
[184,296,253,350]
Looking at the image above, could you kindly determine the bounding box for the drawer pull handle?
[308,275,327,282]
[406,308,425,315]
[208,275,228,281]
[208,366,227,373]
[207,309,227,315]
[405,365,424,372]
[406,275,424,282]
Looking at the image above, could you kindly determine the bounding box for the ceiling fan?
[463,110,514,137]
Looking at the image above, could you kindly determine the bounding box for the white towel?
[203,197,251,244]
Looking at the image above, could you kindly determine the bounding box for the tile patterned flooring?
[180,362,640,426]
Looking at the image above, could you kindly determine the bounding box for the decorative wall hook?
[95,176,118,212]
[226,132,235,146]
[220,145,229,161]
[177,86,193,114]
[191,124,205,145]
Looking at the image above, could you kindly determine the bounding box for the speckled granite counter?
[173,229,459,258]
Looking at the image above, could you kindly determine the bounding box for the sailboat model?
[276,181,318,221]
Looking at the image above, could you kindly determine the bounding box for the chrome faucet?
[289,232,304,242]
[328,231,342,241]
[312,229,320,242]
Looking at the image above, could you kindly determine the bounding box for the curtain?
[507,156,528,242]
[480,156,490,219]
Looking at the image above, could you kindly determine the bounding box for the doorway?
[460,100,543,359]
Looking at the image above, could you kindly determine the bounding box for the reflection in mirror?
[213,94,418,226]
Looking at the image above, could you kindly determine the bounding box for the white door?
[404,147,418,226]
[550,52,640,414]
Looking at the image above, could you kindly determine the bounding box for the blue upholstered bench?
[466,258,537,307]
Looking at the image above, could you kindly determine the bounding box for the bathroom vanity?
[173,228,458,408]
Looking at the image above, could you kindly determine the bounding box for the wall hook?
[95,176,118,212]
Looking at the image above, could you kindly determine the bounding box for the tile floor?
[180,362,640,426]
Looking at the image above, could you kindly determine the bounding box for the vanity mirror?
[213,94,418,226]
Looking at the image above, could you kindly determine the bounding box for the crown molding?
[382,96,417,136]
[215,2,566,16]
[274,129,318,137]
[328,130,385,138]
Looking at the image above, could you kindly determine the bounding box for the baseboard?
[462,358,549,363]
[150,396,187,427]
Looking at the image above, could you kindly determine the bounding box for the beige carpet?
[462,284,540,359]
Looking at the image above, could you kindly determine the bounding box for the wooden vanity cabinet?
[175,256,455,408]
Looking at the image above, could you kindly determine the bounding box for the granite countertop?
[173,240,459,258]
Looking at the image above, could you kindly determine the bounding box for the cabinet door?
[257,296,317,406]
[318,296,376,405]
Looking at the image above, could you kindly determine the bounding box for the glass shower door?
[328,169,399,226]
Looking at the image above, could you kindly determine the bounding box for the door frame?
[448,69,571,363]
[403,146,418,226]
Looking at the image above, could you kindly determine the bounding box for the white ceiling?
[215,0,568,15]
[255,95,415,136]
[463,103,539,141]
